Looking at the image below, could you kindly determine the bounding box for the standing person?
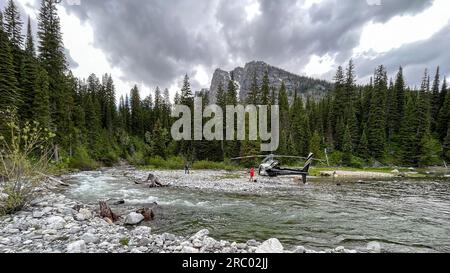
[249,167,255,182]
[184,163,190,174]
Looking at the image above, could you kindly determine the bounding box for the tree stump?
[146,173,164,187]
[136,208,154,221]
[99,201,119,222]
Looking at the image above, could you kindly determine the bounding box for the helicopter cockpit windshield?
[261,154,274,164]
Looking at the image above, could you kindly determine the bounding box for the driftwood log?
[99,201,119,222]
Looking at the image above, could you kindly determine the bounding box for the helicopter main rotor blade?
[231,155,269,160]
[271,155,325,162]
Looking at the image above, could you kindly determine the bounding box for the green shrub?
[192,160,238,171]
[328,151,343,166]
[127,151,145,166]
[119,237,129,246]
[349,156,365,168]
[0,109,53,216]
[100,150,119,167]
[69,146,98,170]
[145,156,184,169]
[0,189,26,215]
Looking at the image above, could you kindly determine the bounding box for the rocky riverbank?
[0,185,359,253]
[119,168,308,196]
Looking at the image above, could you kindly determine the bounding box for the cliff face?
[208,61,332,104]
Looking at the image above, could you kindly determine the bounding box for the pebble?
[33,211,45,219]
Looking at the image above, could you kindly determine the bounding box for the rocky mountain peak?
[208,61,332,104]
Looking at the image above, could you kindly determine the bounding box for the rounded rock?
[67,240,87,253]
[255,238,284,253]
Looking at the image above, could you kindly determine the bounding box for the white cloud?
[302,54,335,78]
[355,0,450,55]
[57,6,147,101]
[245,0,261,22]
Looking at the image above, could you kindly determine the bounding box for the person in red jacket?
[249,167,255,182]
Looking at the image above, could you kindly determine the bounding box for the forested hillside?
[0,0,449,168]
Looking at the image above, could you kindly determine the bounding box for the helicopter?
[231,153,317,184]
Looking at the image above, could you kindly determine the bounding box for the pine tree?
[4,0,24,48]
[150,120,169,158]
[357,128,369,159]
[309,131,323,159]
[367,65,387,159]
[290,92,305,155]
[417,69,431,140]
[162,88,171,129]
[0,11,20,111]
[332,66,345,126]
[130,85,143,136]
[216,81,226,109]
[260,70,270,105]
[399,95,418,165]
[345,106,358,148]
[141,93,153,134]
[32,67,50,128]
[180,74,194,106]
[277,82,289,154]
[18,17,38,120]
[335,117,345,150]
[418,134,442,167]
[38,0,68,138]
[24,16,34,56]
[386,79,396,141]
[437,83,450,140]
[439,76,447,118]
[431,66,441,131]
[393,67,405,133]
[84,93,100,150]
[270,87,276,105]
[154,86,163,123]
[342,124,353,165]
[226,72,237,105]
[215,81,226,159]
[179,74,194,160]
[102,74,116,132]
[443,124,450,161]
[247,72,259,104]
[174,91,180,104]
[344,59,356,105]
[224,72,239,158]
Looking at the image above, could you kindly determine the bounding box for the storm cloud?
[58,0,447,88]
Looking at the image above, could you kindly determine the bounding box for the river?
[64,169,450,253]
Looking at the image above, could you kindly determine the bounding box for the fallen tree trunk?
[36,172,70,187]
[99,201,119,222]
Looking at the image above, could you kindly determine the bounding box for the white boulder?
[46,216,66,230]
[67,240,87,253]
[255,238,284,253]
[124,212,144,225]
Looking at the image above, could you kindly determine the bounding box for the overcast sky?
[4,0,450,100]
